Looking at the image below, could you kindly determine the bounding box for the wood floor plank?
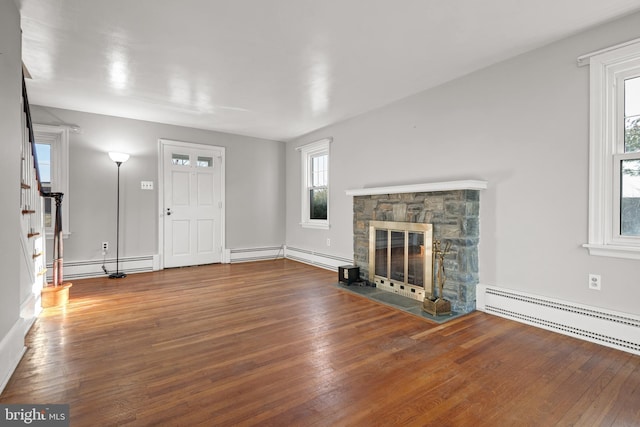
[1,259,639,426]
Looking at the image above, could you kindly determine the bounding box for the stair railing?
[21,73,65,288]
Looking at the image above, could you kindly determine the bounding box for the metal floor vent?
[479,286,640,355]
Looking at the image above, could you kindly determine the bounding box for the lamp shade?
[108,152,130,164]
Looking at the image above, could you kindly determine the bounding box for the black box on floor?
[338,265,359,285]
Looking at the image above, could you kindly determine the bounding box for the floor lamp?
[108,151,130,279]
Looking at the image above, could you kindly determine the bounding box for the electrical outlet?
[326,238,331,246]
[588,273,601,290]
[102,241,109,254]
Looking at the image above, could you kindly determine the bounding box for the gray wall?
[286,12,640,316]
[0,0,22,344]
[29,106,286,263]
[0,0,36,392]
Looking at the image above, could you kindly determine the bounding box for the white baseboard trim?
[47,255,157,280]
[477,284,640,355]
[0,320,27,395]
[284,246,353,272]
[229,246,285,263]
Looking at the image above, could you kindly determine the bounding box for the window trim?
[297,137,331,229]
[34,124,70,239]
[581,40,640,259]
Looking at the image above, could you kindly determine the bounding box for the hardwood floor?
[1,259,639,426]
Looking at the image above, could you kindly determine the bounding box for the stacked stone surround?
[353,190,480,314]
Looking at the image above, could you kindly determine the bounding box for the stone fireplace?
[347,181,486,314]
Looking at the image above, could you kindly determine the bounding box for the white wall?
[0,0,27,391]
[286,12,640,316]
[29,106,286,265]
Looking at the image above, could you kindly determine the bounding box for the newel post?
[41,192,72,307]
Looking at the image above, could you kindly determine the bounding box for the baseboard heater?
[46,255,156,280]
[229,246,284,263]
[284,246,352,272]
[477,285,640,355]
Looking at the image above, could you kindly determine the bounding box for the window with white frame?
[298,138,331,229]
[580,40,640,259]
[34,124,70,238]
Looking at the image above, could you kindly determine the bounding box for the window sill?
[300,222,330,230]
[582,243,640,260]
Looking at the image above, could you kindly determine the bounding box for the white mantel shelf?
[345,180,488,196]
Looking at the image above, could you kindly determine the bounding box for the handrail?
[22,72,42,194]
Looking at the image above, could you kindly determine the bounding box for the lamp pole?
[108,152,129,279]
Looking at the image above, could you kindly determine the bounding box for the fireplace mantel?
[345,180,488,196]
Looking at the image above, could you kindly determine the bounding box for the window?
[34,142,52,227]
[33,124,70,238]
[619,77,640,236]
[171,153,190,166]
[298,138,331,229]
[197,156,213,168]
[580,40,640,259]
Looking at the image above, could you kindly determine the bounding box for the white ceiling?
[18,0,640,141]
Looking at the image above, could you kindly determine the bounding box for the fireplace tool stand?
[423,240,452,316]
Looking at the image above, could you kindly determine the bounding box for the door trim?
[158,138,227,269]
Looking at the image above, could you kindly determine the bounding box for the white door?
[162,142,224,268]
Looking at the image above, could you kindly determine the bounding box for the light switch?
[141,181,154,190]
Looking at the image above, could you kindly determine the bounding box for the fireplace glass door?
[407,232,424,287]
[374,229,388,277]
[369,221,433,298]
[390,231,405,282]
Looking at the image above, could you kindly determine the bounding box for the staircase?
[19,73,46,334]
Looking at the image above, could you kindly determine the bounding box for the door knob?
[166,208,172,216]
